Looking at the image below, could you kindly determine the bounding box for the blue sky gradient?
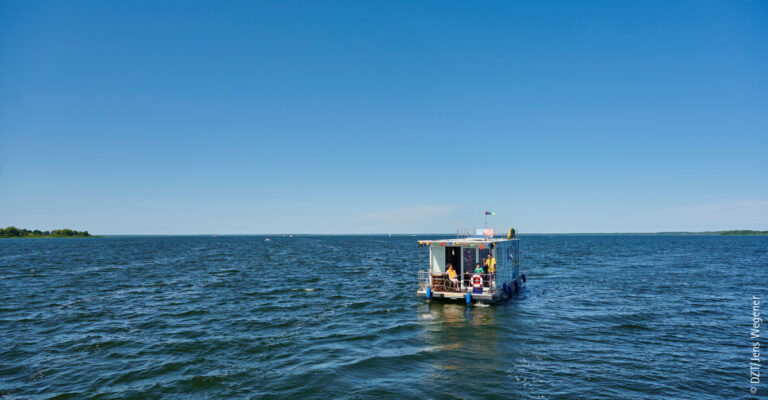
[1,1,766,234]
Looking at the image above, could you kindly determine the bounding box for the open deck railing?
[418,270,497,293]
[417,270,431,292]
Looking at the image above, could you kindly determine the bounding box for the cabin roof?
[417,237,516,247]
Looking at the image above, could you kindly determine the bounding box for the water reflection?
[417,302,505,397]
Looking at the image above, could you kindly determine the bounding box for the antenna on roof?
[484,211,495,228]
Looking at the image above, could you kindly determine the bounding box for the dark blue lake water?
[1,235,766,399]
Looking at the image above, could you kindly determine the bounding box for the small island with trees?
[0,226,100,238]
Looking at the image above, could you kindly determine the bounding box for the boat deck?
[415,288,505,304]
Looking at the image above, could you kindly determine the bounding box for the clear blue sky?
[1,1,766,234]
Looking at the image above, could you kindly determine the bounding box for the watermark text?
[750,295,761,395]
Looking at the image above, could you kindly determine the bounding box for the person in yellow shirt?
[485,255,497,284]
[445,264,459,291]
[483,255,496,272]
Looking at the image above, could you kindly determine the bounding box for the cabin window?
[514,241,519,265]
[499,244,509,268]
[462,247,476,287]
[430,246,445,274]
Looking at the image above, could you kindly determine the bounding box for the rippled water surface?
[1,235,766,399]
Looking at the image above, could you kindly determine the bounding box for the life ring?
[471,273,483,288]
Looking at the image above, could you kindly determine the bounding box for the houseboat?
[416,228,525,305]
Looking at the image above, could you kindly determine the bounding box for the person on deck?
[445,264,459,291]
[474,263,484,274]
[485,255,497,287]
[484,255,496,274]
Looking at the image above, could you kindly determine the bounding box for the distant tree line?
[0,226,93,238]
[720,230,768,236]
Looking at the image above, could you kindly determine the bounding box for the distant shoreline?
[0,227,102,239]
[48,231,768,237]
[1,235,106,239]
[522,230,768,236]
[2,230,766,238]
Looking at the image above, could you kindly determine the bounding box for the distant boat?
[265,237,271,242]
